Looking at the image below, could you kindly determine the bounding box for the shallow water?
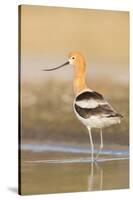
[21,143,129,155]
[20,143,129,195]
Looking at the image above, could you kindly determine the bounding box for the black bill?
[42,61,69,71]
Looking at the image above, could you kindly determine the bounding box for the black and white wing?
[74,90,123,119]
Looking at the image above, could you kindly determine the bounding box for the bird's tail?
[116,113,124,118]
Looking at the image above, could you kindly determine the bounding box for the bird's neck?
[73,64,87,95]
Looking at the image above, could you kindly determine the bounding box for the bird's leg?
[95,128,103,161]
[87,127,94,162]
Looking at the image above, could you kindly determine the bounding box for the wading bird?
[43,51,123,162]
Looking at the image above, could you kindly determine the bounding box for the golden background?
[20,5,129,145]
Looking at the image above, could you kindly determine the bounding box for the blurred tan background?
[20,5,129,145]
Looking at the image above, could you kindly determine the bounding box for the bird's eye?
[71,56,75,60]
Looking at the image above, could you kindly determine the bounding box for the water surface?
[20,143,129,195]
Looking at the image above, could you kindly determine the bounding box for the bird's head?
[68,51,86,67]
[42,51,86,71]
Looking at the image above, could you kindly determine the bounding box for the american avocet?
[43,51,123,162]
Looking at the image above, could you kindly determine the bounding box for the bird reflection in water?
[88,161,103,191]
